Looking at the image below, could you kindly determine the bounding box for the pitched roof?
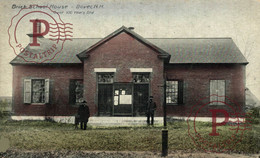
[77,26,170,60]
[10,27,248,65]
[10,38,100,64]
[149,38,248,64]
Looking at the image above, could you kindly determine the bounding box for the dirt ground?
[0,150,259,158]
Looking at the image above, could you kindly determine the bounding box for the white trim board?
[11,116,163,126]
[11,116,246,126]
[130,68,153,72]
[94,68,117,72]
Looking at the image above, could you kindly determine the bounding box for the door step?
[11,116,164,126]
[88,117,163,126]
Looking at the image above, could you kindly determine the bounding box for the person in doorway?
[147,96,157,126]
[77,100,90,130]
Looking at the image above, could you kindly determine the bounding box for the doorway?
[98,84,113,116]
[133,84,149,116]
[98,82,149,116]
[113,83,133,116]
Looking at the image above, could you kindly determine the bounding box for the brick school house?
[10,26,248,123]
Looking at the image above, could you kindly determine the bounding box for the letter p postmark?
[209,109,229,136]
[8,5,73,63]
[187,95,252,153]
[30,19,50,46]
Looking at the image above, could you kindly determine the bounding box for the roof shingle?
[10,29,248,65]
[148,38,248,64]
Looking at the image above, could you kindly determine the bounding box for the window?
[210,80,225,105]
[132,73,150,83]
[32,79,45,103]
[166,80,183,104]
[23,79,50,104]
[98,73,114,83]
[69,79,84,105]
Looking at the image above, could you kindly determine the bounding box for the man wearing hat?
[146,96,157,126]
[77,100,90,130]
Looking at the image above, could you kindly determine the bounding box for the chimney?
[27,19,43,44]
[36,19,41,34]
[128,27,134,31]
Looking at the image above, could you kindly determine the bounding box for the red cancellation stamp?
[187,95,252,153]
[8,4,73,63]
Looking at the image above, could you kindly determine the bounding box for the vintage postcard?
[0,0,260,157]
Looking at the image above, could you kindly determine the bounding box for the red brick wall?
[13,64,83,116]
[83,32,165,116]
[12,33,246,118]
[165,64,246,117]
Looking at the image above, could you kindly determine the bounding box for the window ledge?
[26,103,46,106]
[166,103,184,106]
[133,82,149,84]
[209,104,225,106]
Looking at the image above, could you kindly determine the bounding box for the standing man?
[78,100,90,130]
[147,96,157,126]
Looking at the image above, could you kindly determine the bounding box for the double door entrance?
[98,83,149,116]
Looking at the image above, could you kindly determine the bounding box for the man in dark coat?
[77,100,90,130]
[147,96,157,126]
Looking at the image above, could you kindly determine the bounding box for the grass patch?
[0,119,259,153]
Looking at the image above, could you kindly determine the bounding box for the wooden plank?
[45,79,50,104]
[23,79,31,104]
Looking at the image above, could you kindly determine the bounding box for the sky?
[0,0,260,99]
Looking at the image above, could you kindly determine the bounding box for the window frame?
[166,79,184,105]
[23,78,50,105]
[31,79,45,104]
[69,79,84,106]
[97,72,115,84]
[209,80,226,105]
[132,72,150,84]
